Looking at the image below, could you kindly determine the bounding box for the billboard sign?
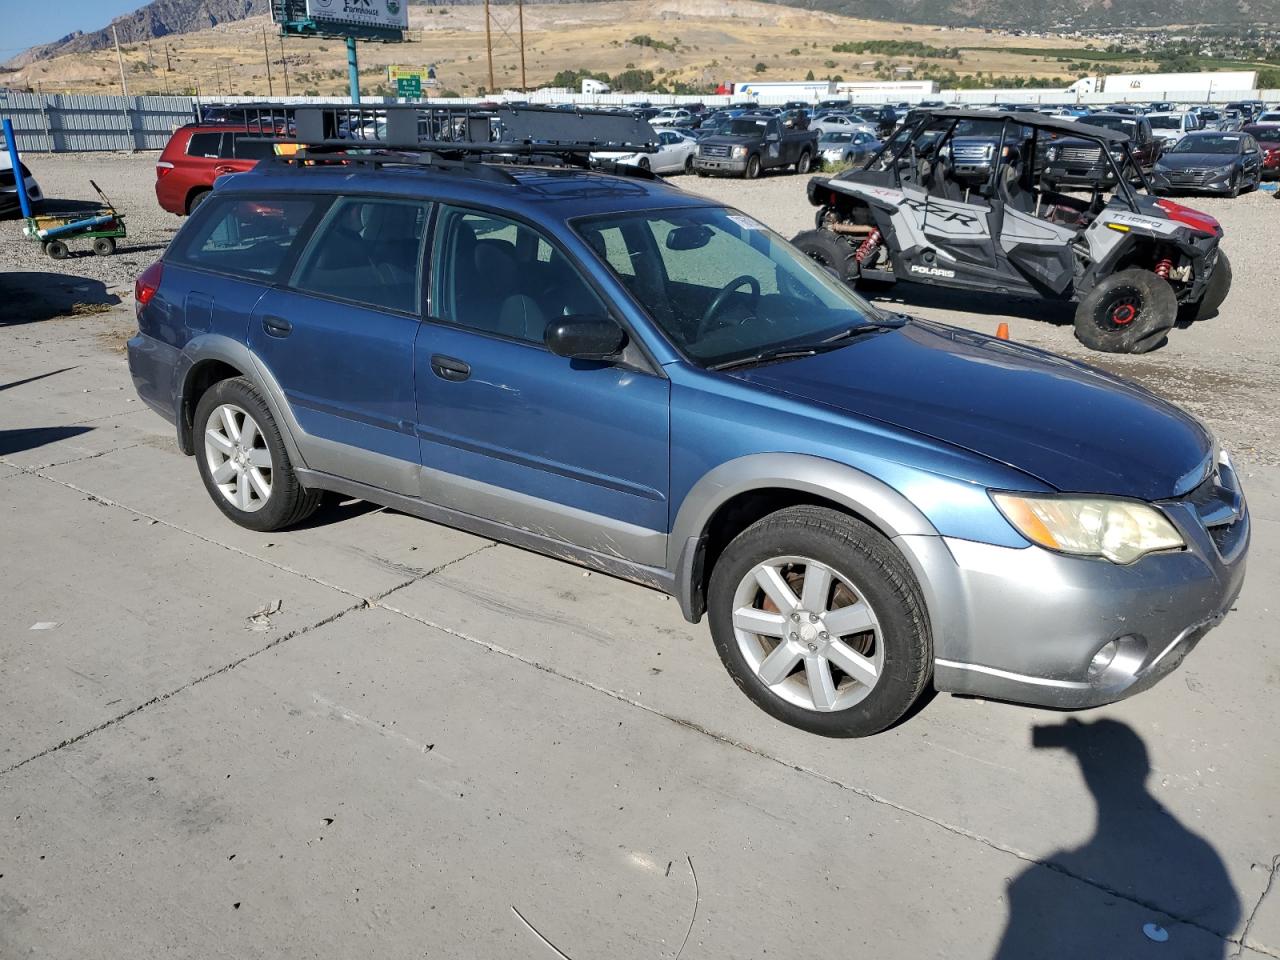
[305,0,409,31]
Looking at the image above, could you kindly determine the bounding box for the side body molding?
[667,453,944,623]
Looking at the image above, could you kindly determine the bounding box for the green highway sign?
[397,76,421,98]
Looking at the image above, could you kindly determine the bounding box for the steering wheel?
[698,274,761,338]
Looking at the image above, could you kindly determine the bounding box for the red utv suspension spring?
[855,228,882,265]
[1154,257,1173,280]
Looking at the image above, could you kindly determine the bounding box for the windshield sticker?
[727,214,764,230]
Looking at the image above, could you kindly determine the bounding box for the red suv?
[155,124,278,215]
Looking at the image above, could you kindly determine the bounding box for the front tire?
[194,377,322,532]
[1186,250,1232,321]
[1073,269,1177,354]
[707,506,932,737]
[790,229,855,282]
[744,154,761,180]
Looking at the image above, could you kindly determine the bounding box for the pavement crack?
[1235,854,1280,959]
[372,598,1253,953]
[0,598,371,780]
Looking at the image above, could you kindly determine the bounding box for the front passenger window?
[431,206,606,344]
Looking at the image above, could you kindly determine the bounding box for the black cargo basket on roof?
[223,101,659,169]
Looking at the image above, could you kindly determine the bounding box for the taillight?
[135,261,163,319]
[156,160,174,178]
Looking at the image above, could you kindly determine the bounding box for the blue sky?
[0,0,144,56]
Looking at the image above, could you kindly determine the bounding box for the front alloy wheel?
[732,556,884,712]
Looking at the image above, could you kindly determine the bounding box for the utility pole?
[484,0,495,94]
[279,36,291,96]
[112,25,130,98]
[346,36,360,104]
[518,0,526,92]
[262,24,274,97]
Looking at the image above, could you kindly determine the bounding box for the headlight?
[1046,146,1059,162]
[992,493,1184,564]
[731,145,748,158]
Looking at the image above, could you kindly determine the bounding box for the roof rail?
[232,102,659,169]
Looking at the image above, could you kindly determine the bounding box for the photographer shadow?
[995,718,1240,959]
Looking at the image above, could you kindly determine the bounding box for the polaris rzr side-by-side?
[791,109,1232,353]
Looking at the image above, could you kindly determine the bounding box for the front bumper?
[910,469,1249,709]
[1150,168,1237,193]
[693,157,748,175]
[1043,162,1116,188]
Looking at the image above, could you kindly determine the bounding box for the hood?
[699,133,761,145]
[1158,152,1238,169]
[728,321,1212,500]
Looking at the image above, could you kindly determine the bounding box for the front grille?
[1181,463,1246,559]
[1061,146,1101,164]
[700,144,730,159]
[1168,167,1213,185]
[952,143,991,164]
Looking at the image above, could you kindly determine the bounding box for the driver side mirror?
[545,315,626,361]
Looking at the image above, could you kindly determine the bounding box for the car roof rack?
[226,102,660,174]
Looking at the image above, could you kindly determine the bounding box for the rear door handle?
[262,314,292,337]
[430,354,470,382]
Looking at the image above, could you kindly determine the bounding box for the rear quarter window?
[186,132,224,158]
[169,196,319,280]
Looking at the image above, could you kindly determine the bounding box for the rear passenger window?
[173,197,316,279]
[431,206,606,344]
[232,135,276,161]
[290,197,430,314]
[186,132,223,158]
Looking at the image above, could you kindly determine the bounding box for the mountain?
[4,0,263,69]
[766,0,1277,28]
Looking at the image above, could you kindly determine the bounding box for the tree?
[805,69,815,81]
[754,62,767,73]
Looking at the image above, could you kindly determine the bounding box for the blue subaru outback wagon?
[128,106,1249,736]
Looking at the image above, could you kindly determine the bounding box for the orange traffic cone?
[996,322,1010,340]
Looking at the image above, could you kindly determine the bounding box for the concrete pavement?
[2,305,1278,959]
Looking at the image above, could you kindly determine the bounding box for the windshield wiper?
[708,320,900,372]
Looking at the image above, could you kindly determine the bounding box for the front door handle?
[430,354,470,382]
[262,314,292,337]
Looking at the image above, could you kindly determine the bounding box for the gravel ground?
[3,150,1278,464]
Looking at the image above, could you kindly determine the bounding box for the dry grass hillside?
[0,0,1106,98]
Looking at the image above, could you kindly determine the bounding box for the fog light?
[1089,641,1118,680]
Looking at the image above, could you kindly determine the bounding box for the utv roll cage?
[220,101,660,175]
[863,108,1151,213]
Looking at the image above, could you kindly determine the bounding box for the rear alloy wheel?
[1073,268,1177,353]
[796,150,812,174]
[790,229,855,282]
[744,154,761,180]
[707,505,931,737]
[194,377,322,531]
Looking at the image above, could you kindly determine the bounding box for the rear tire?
[796,150,812,175]
[187,189,211,215]
[92,237,117,256]
[44,239,69,260]
[707,505,932,738]
[791,229,855,282]
[1073,269,1177,354]
[194,377,322,532]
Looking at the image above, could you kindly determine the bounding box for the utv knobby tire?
[791,229,856,282]
[707,505,932,738]
[1185,250,1232,322]
[194,377,322,532]
[1073,269,1177,354]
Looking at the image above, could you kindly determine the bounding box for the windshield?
[1248,126,1280,142]
[1172,134,1242,154]
[1149,116,1180,129]
[574,207,878,367]
[1086,116,1138,135]
[821,132,853,143]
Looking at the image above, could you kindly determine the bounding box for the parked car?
[1147,112,1200,148]
[1041,113,1162,190]
[1242,124,1280,178]
[779,108,811,131]
[1195,108,1224,130]
[156,123,280,216]
[850,105,898,138]
[650,108,693,128]
[128,107,1250,737]
[1252,110,1280,125]
[1150,131,1264,197]
[811,112,868,136]
[0,140,43,217]
[816,98,851,112]
[817,130,881,168]
[1220,110,1245,132]
[794,108,1231,354]
[592,129,697,174]
[693,114,819,179]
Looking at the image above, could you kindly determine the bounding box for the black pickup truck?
[1041,113,1163,189]
[693,113,820,179]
